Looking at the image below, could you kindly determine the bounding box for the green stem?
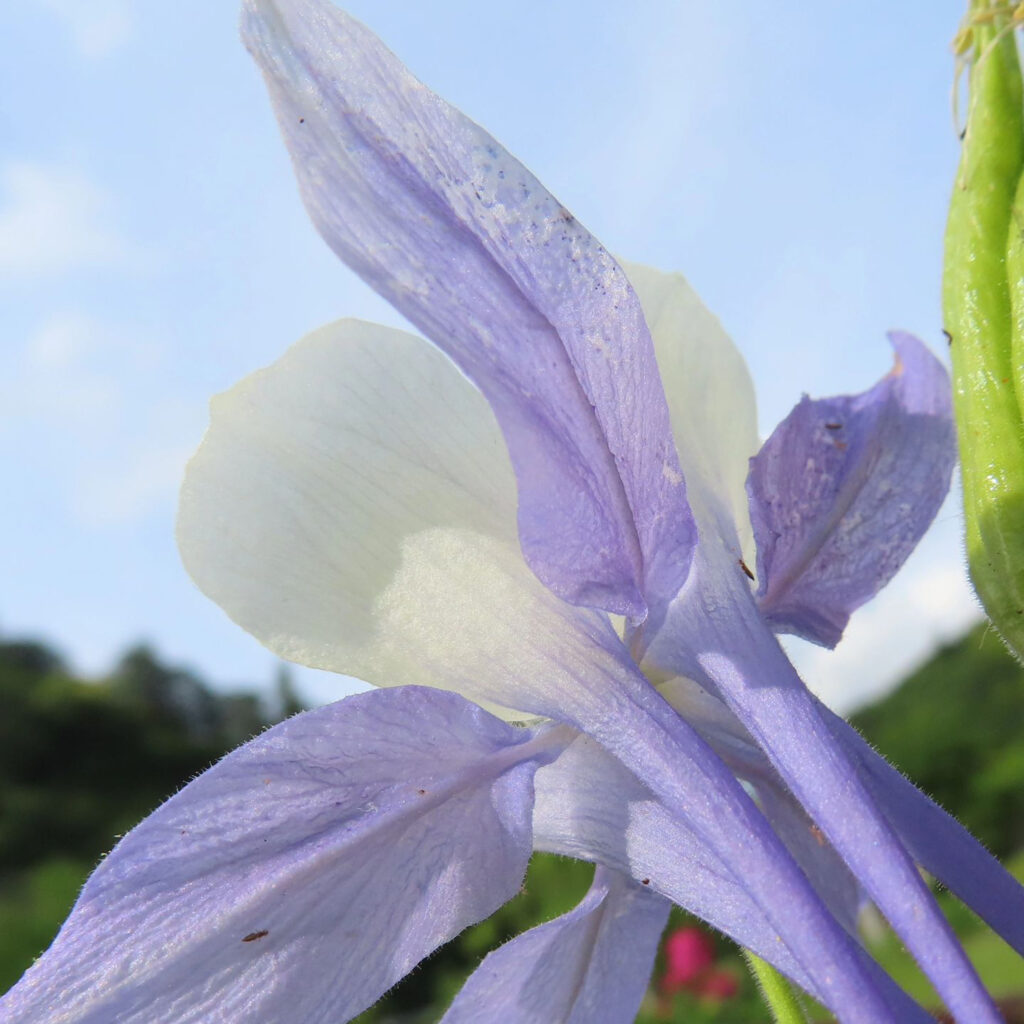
[743,951,810,1024]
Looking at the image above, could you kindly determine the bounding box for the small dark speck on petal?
[825,422,842,431]
[298,117,305,124]
[738,559,755,581]
[242,930,269,943]
[417,789,427,796]
[641,878,650,885]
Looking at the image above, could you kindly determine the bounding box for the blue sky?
[0,0,979,711]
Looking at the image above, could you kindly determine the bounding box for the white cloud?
[26,311,112,370]
[4,312,162,416]
[75,439,195,527]
[1,312,123,426]
[1,311,191,526]
[0,161,141,279]
[35,0,133,59]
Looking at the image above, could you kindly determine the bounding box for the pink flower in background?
[698,972,740,1001]
[659,926,739,1006]
[662,927,715,990]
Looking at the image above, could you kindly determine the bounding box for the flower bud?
[944,1,1024,658]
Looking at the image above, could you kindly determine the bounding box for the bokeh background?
[3,1,1023,1020]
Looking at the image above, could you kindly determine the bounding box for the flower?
[698,971,739,1002]
[944,5,1024,664]
[656,925,739,1017]
[662,926,715,991]
[4,1,1024,1022]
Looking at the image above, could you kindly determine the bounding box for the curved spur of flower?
[659,664,1024,967]
[440,868,668,1024]
[822,701,1024,955]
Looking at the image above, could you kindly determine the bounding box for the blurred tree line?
[0,638,303,995]
[1,622,1022,1019]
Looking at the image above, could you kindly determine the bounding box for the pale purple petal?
[240,0,695,619]
[752,777,863,935]
[531,674,912,1022]
[824,703,1024,955]
[748,331,955,647]
[1,687,552,1024]
[655,676,863,935]
[441,868,667,1024]
[641,559,1003,1024]
[532,732,932,1022]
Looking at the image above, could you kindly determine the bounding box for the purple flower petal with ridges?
[748,331,956,647]
[752,776,864,936]
[240,0,695,620]
[0,688,558,1024]
[642,560,1001,1024]
[823,701,1024,955]
[441,868,668,1024]
[534,667,900,1022]
[656,675,863,936]
[532,733,934,1022]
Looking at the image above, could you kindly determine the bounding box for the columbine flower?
[5,2,1024,1022]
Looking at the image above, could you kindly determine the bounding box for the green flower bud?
[944,1,1024,659]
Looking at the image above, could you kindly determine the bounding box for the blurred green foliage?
[0,637,299,993]
[849,623,1024,859]
[0,621,1022,1018]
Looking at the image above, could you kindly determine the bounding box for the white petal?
[624,262,758,565]
[178,319,617,716]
